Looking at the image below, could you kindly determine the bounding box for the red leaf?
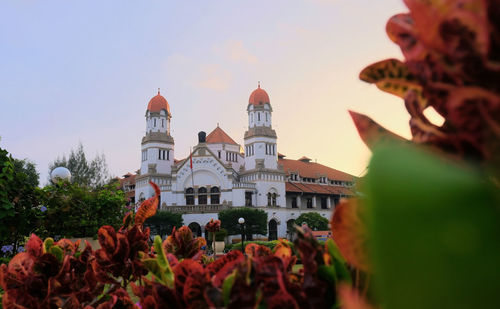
[338,284,375,309]
[349,111,406,150]
[331,198,370,272]
[26,234,43,257]
[135,181,160,225]
[173,259,204,302]
[206,250,243,277]
[245,243,272,258]
[97,226,117,255]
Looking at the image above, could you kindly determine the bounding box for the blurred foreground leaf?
[365,144,500,309]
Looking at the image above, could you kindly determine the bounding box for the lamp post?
[238,217,245,254]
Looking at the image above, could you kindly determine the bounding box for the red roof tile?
[285,182,354,196]
[206,126,238,145]
[147,90,170,114]
[248,83,270,106]
[279,158,355,181]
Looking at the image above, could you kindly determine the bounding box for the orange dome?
[248,83,270,106]
[147,90,170,113]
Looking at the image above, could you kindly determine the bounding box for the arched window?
[185,187,194,205]
[198,187,207,205]
[272,193,277,206]
[268,219,278,241]
[267,193,272,206]
[210,187,220,205]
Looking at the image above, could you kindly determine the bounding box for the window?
[154,118,156,127]
[292,197,298,208]
[218,151,221,159]
[185,187,194,205]
[210,187,220,204]
[142,150,147,161]
[198,187,207,205]
[245,192,253,206]
[162,119,164,127]
[307,198,313,209]
[267,193,272,206]
[272,193,277,206]
[258,112,260,121]
[266,113,268,122]
[321,197,327,209]
[158,149,169,160]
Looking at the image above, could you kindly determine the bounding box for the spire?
[158,88,160,95]
[258,81,260,88]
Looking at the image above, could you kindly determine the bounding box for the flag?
[190,148,193,170]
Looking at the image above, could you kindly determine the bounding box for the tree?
[48,143,109,188]
[37,181,127,238]
[144,211,183,239]
[218,208,267,240]
[0,146,41,255]
[295,212,329,231]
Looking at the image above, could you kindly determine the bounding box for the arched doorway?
[286,219,296,241]
[188,222,202,237]
[268,219,278,241]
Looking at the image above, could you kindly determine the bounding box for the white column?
[327,196,331,209]
[297,196,302,208]
[312,196,317,208]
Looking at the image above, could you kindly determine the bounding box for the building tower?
[244,82,278,170]
[136,90,174,203]
[243,83,285,208]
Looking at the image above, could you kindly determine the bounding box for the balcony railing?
[232,182,256,189]
[166,204,232,214]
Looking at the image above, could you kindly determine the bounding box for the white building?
[135,85,356,240]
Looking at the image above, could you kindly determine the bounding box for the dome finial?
[258,81,260,88]
[158,88,160,95]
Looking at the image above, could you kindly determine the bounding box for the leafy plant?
[144,210,183,239]
[219,207,267,240]
[333,0,500,308]
[295,212,329,231]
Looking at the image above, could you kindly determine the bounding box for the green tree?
[48,143,109,188]
[295,212,329,231]
[144,211,183,239]
[218,208,267,240]
[38,181,127,238]
[0,146,41,254]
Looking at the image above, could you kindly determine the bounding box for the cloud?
[213,40,259,64]
[198,64,232,92]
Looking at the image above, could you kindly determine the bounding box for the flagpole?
[190,147,195,190]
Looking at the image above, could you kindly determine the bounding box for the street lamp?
[50,167,71,183]
[238,217,245,254]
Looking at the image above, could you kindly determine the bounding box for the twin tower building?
[134,84,344,239]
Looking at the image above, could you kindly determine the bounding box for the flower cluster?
[205,218,221,233]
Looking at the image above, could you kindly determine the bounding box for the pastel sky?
[1,0,410,184]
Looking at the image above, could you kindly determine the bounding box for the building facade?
[134,85,355,240]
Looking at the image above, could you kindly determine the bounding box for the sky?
[0,0,411,184]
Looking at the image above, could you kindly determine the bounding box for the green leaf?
[365,144,500,309]
[43,238,54,253]
[222,270,236,307]
[326,239,351,284]
[317,265,337,286]
[49,245,64,263]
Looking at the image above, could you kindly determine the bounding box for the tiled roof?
[206,126,238,145]
[147,90,170,113]
[119,173,136,187]
[279,158,355,181]
[285,182,354,196]
[248,84,270,106]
